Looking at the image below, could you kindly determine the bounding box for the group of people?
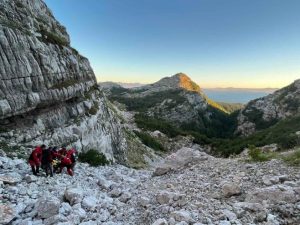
[28,145,77,177]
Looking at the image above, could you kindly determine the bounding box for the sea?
[203,88,277,104]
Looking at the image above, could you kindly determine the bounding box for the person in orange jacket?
[28,145,46,175]
[59,155,74,176]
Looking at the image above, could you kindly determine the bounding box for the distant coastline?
[109,82,277,104]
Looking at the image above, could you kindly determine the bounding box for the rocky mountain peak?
[150,73,202,93]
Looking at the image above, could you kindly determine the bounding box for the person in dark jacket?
[28,145,45,175]
[41,147,53,177]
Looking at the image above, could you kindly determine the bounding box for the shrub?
[283,149,300,166]
[88,101,99,115]
[248,145,273,162]
[39,27,68,46]
[78,149,109,166]
[135,114,183,138]
[134,131,165,152]
[278,134,299,149]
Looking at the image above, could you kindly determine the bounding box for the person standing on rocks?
[28,145,45,176]
[41,147,54,177]
[58,147,67,157]
[59,155,74,176]
[66,148,77,172]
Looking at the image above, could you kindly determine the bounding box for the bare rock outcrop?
[0,0,143,164]
[236,79,300,136]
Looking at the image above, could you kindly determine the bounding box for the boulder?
[221,182,241,197]
[153,147,210,176]
[156,191,174,205]
[109,188,122,198]
[35,196,61,219]
[97,177,113,190]
[245,185,298,204]
[44,215,68,225]
[0,204,16,224]
[138,196,150,207]
[0,172,22,185]
[170,210,194,223]
[152,218,168,225]
[24,174,37,183]
[65,188,84,205]
[59,202,72,216]
[82,196,98,211]
[119,192,132,203]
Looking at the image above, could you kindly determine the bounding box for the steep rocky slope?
[0,0,150,165]
[1,148,299,225]
[237,79,300,136]
[100,73,236,139]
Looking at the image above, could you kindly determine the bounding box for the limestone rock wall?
[0,0,128,163]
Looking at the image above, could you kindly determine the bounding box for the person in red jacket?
[58,147,67,158]
[28,145,45,175]
[66,148,77,172]
[59,155,74,176]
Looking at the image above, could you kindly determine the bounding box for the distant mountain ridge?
[237,79,300,136]
[100,73,239,139]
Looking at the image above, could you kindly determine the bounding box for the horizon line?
[98,80,280,90]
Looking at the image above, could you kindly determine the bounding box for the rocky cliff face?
[0,0,132,163]
[237,79,300,136]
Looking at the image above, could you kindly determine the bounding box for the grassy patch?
[248,145,275,162]
[282,149,300,166]
[0,19,31,35]
[39,27,68,46]
[78,149,109,166]
[134,131,165,152]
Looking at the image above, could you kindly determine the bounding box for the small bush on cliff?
[39,27,68,46]
[78,149,109,166]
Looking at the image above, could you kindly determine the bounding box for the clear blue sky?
[44,0,300,88]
